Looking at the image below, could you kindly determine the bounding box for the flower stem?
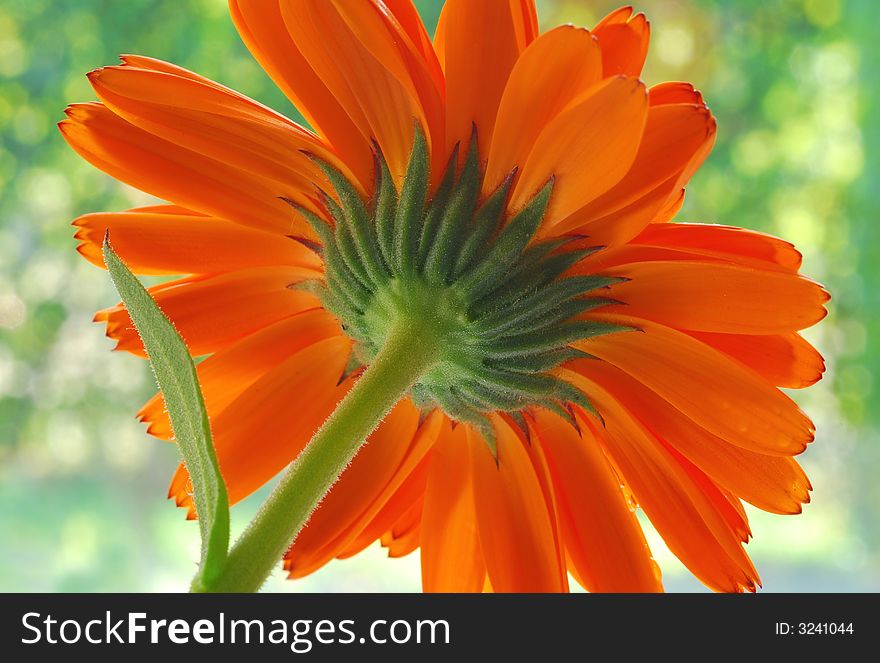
[193,317,440,593]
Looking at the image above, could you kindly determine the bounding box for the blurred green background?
[0,0,876,592]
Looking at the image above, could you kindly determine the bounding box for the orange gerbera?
[61,1,827,593]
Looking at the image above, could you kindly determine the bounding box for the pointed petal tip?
[630,12,649,29]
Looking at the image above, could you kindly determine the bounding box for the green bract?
[286,126,629,447]
[102,236,229,590]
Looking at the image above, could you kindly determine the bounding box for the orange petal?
[382,0,446,91]
[119,53,239,87]
[484,25,602,192]
[286,410,447,577]
[533,409,662,592]
[513,76,648,228]
[140,309,341,440]
[551,175,681,245]
[576,229,804,276]
[436,0,538,158]
[714,485,753,543]
[381,496,424,559]
[278,0,442,185]
[630,223,804,272]
[665,439,757,551]
[688,331,825,389]
[59,103,314,237]
[420,425,487,592]
[74,206,320,276]
[96,266,321,357]
[655,188,686,223]
[325,0,446,181]
[469,418,568,592]
[603,260,829,334]
[170,336,352,507]
[555,100,716,240]
[328,2,444,131]
[283,398,420,572]
[516,413,569,583]
[334,452,433,562]
[228,0,372,182]
[593,7,650,78]
[582,360,812,514]
[333,414,449,559]
[576,314,816,456]
[167,468,196,518]
[569,380,759,592]
[649,81,704,106]
[87,64,363,195]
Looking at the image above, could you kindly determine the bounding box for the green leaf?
[102,235,229,589]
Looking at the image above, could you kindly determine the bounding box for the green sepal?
[314,188,374,289]
[326,265,371,313]
[468,238,569,316]
[474,417,498,461]
[486,346,591,373]
[457,178,554,299]
[372,143,399,271]
[554,380,603,425]
[475,245,602,316]
[315,185,345,226]
[288,277,325,299]
[424,131,480,283]
[339,351,364,384]
[433,387,488,432]
[458,380,525,412]
[482,321,631,358]
[479,366,559,398]
[307,155,388,285]
[320,285,370,338]
[280,198,370,308]
[476,275,625,335]
[279,197,332,245]
[453,168,516,278]
[418,143,459,263]
[539,400,580,430]
[394,124,429,275]
[507,411,531,442]
[523,297,621,335]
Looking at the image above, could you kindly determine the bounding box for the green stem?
[194,318,440,593]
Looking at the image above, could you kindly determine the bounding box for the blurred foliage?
[0,0,876,591]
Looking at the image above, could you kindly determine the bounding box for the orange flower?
[61,2,827,593]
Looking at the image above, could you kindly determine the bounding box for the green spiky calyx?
[288,127,627,440]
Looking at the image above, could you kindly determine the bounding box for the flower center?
[287,127,627,436]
